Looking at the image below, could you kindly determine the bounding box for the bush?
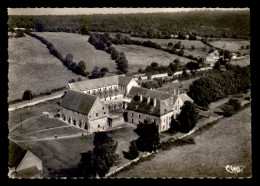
[22,90,33,100]
[122,140,139,160]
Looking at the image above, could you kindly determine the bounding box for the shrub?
[22,90,33,100]
[122,140,139,160]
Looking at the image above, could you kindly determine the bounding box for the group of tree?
[77,132,119,178]
[168,101,199,133]
[186,61,200,71]
[27,32,88,76]
[139,61,179,76]
[89,66,109,79]
[188,65,250,109]
[88,32,129,74]
[221,98,242,117]
[9,10,250,39]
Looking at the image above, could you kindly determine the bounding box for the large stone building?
[59,90,111,132]
[67,74,139,110]
[126,87,193,133]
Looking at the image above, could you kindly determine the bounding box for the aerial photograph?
[7,8,251,179]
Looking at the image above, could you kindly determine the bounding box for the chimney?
[153,98,157,107]
[147,96,150,104]
[140,94,143,102]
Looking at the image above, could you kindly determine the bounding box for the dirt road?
[8,91,64,112]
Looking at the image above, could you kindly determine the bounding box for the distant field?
[35,32,117,72]
[128,37,207,49]
[157,78,199,93]
[209,40,250,53]
[115,107,251,178]
[113,44,195,72]
[183,49,208,59]
[8,34,82,102]
[230,57,250,67]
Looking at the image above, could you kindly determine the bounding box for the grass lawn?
[8,98,60,129]
[8,34,82,102]
[9,115,68,137]
[209,40,250,53]
[230,57,250,67]
[15,134,94,175]
[35,32,116,72]
[113,44,194,73]
[114,107,251,178]
[11,122,138,177]
[157,77,199,93]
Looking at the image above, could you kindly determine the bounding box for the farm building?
[126,87,193,133]
[67,74,139,110]
[8,141,43,178]
[205,50,220,66]
[59,90,111,132]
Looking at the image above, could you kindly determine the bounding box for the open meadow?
[8,34,82,102]
[35,32,117,72]
[115,107,251,178]
[126,36,207,49]
[230,57,250,67]
[113,44,195,73]
[209,40,250,53]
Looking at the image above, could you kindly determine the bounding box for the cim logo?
[225,165,245,173]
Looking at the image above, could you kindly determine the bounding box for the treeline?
[88,33,129,74]
[26,32,87,76]
[8,10,250,39]
[188,65,250,109]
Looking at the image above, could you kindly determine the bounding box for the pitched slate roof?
[93,88,124,99]
[68,75,134,91]
[8,140,27,168]
[60,90,97,115]
[119,76,133,86]
[179,93,194,103]
[127,87,179,117]
[69,76,119,91]
[128,87,174,100]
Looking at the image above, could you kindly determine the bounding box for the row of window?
[86,85,120,94]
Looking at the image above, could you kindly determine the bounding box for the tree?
[93,132,119,177]
[191,45,195,50]
[65,54,73,66]
[174,58,180,66]
[178,101,199,133]
[100,67,109,77]
[169,62,178,73]
[122,140,139,160]
[213,61,221,71]
[89,66,101,79]
[134,120,160,152]
[186,62,200,71]
[168,116,181,133]
[174,41,182,49]
[151,62,159,70]
[78,60,86,76]
[22,90,33,100]
[177,49,184,56]
[115,52,128,74]
[77,151,96,178]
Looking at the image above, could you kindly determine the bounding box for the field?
[113,44,195,73]
[8,34,82,102]
[126,36,207,49]
[35,32,116,72]
[230,58,250,67]
[8,98,60,129]
[115,107,251,178]
[209,40,250,53]
[157,78,199,93]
